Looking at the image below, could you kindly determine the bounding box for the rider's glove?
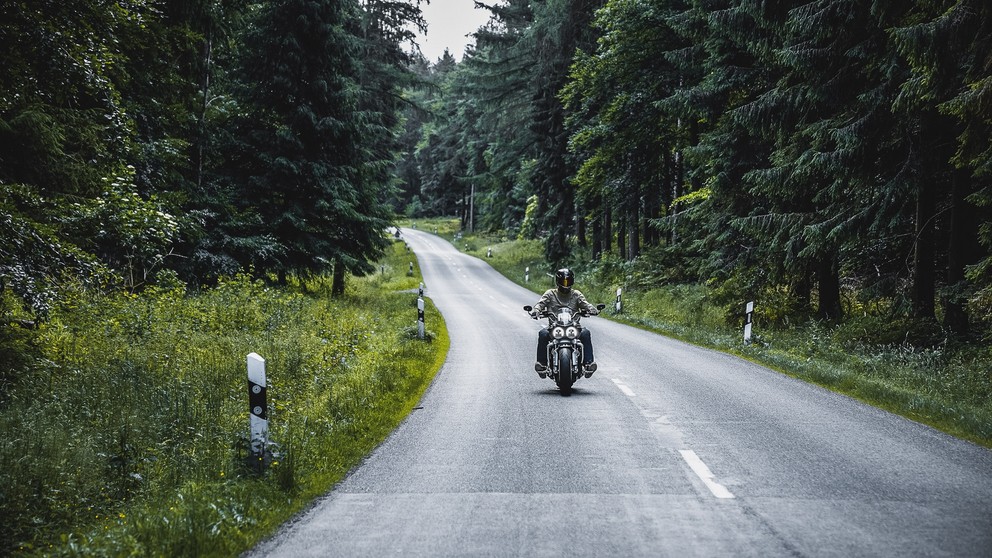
[529,311,539,320]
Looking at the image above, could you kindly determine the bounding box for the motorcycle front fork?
[548,343,582,375]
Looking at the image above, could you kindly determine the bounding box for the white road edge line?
[611,378,636,397]
[679,449,735,499]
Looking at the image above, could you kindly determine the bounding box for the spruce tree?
[239,0,390,293]
[891,0,992,333]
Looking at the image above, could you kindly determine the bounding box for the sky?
[414,0,492,62]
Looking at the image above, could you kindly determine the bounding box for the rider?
[530,268,599,378]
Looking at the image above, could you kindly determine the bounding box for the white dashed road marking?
[611,378,636,397]
[680,449,735,499]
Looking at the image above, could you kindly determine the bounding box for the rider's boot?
[535,362,548,379]
[583,361,597,378]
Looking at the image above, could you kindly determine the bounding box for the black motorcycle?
[524,303,605,395]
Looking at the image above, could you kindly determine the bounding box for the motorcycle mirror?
[523,305,533,312]
[596,304,606,310]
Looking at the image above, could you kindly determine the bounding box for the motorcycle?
[523,303,606,395]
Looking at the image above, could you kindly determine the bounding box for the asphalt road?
[247,228,992,557]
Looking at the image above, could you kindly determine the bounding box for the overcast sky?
[414,0,492,62]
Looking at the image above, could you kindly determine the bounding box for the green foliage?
[0,242,447,556]
[518,194,541,240]
[398,0,992,338]
[0,186,106,319]
[64,169,181,288]
[234,0,393,284]
[1,0,424,316]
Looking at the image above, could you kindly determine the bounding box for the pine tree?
[664,0,787,301]
[238,0,389,293]
[891,0,992,333]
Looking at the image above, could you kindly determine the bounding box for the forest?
[1,0,419,317]
[399,0,992,339]
[3,0,991,342]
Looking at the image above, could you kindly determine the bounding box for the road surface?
[247,228,992,557]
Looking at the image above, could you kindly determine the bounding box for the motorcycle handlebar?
[522,305,602,319]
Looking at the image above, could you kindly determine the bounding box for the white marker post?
[247,353,268,470]
[744,301,754,344]
[525,266,530,283]
[417,295,425,340]
[615,288,623,314]
[487,247,492,258]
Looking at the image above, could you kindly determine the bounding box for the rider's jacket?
[533,288,599,316]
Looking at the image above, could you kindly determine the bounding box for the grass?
[433,223,992,449]
[0,238,448,556]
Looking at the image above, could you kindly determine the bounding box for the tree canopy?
[395,0,991,336]
[3,0,990,336]
[1,0,424,315]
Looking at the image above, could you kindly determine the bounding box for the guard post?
[744,301,754,344]
[615,288,623,314]
[247,353,268,472]
[417,286,426,340]
[525,266,530,283]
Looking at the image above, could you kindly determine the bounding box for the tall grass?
[0,239,447,556]
[444,227,992,448]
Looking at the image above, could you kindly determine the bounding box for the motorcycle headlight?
[566,326,579,339]
[552,326,565,339]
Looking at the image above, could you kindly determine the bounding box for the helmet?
[555,268,574,291]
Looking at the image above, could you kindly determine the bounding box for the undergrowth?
[0,239,448,556]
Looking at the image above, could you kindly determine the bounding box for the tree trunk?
[911,174,937,320]
[644,178,660,247]
[590,194,602,259]
[195,28,213,190]
[816,253,842,321]
[943,167,979,334]
[912,111,946,321]
[617,214,626,260]
[468,183,474,233]
[576,202,587,248]
[332,258,346,297]
[603,206,612,254]
[792,271,813,318]
[627,196,640,260]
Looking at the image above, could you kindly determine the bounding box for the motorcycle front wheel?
[555,347,574,396]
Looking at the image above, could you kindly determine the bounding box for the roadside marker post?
[525,267,530,283]
[615,288,623,314]
[744,301,754,344]
[247,353,268,472]
[417,295,425,340]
